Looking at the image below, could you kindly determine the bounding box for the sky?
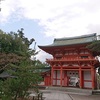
[0,0,100,62]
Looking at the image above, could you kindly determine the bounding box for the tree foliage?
[87,40,100,75]
[87,40,100,55]
[0,28,36,71]
[0,61,42,100]
[0,29,43,100]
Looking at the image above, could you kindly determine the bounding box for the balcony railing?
[46,57,98,62]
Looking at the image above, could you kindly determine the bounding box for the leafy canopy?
[0,29,43,100]
[87,40,100,75]
[87,40,100,54]
[0,28,36,71]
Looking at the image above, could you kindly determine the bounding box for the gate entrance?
[67,71,79,87]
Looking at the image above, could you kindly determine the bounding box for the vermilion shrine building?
[39,33,100,89]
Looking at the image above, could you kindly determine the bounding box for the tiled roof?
[39,33,97,47]
[40,67,51,73]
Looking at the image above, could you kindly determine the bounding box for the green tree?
[87,40,100,54]
[87,39,100,82]
[0,29,42,100]
[0,62,42,100]
[0,28,36,71]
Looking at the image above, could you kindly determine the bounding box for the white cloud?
[35,50,52,62]
[1,0,100,37]
[1,0,100,61]
[0,0,19,22]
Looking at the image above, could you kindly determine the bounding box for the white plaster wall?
[83,71,92,88]
[84,82,92,88]
[53,79,60,85]
[53,80,56,85]
[53,70,61,78]
[57,80,60,85]
[84,71,91,80]
[53,71,60,85]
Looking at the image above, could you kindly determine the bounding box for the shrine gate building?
[38,33,100,89]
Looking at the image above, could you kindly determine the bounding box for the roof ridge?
[54,33,97,42]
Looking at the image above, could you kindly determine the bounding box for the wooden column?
[91,67,95,89]
[60,67,63,86]
[55,70,57,85]
[51,66,54,86]
[79,67,84,88]
[64,71,67,86]
[79,67,82,88]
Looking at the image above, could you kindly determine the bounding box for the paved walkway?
[40,90,100,100]
[44,90,72,100]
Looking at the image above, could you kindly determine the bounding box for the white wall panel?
[84,82,92,88]
[84,71,91,80]
[53,80,56,85]
[57,80,60,85]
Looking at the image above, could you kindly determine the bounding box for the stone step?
[46,86,92,95]
[92,90,100,95]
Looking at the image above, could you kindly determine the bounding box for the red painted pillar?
[91,67,95,89]
[44,76,46,86]
[51,67,54,86]
[79,68,82,88]
[64,71,67,86]
[60,67,63,86]
[55,70,57,85]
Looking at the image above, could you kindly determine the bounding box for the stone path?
[39,88,100,100]
[44,91,72,100]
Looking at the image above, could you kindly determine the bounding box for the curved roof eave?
[38,41,92,48]
[38,33,97,53]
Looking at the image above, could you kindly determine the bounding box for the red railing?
[46,57,98,62]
